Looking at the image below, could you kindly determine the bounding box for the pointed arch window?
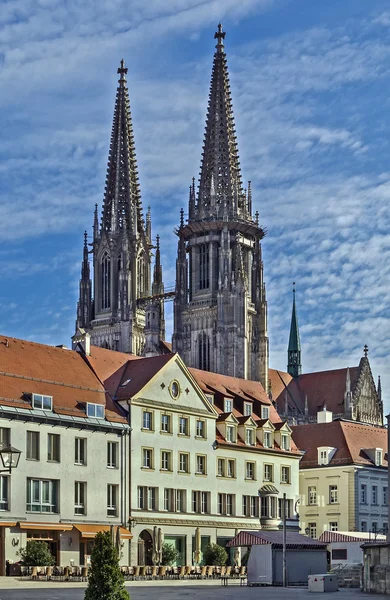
[199,244,209,290]
[198,332,210,371]
[101,252,111,310]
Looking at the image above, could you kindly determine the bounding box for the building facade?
[76,335,301,566]
[0,336,131,573]
[292,415,388,538]
[172,25,269,391]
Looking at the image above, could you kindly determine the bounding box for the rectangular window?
[142,448,153,469]
[383,487,388,506]
[281,466,290,484]
[26,479,58,513]
[176,489,186,513]
[86,403,105,419]
[242,496,259,517]
[372,485,378,505]
[0,476,9,511]
[361,484,367,504]
[383,523,388,535]
[161,451,172,471]
[47,434,60,462]
[261,406,269,419]
[332,549,347,560]
[74,482,86,515]
[226,494,233,516]
[224,399,232,413]
[217,458,225,477]
[227,459,235,478]
[263,431,272,448]
[107,484,118,516]
[32,394,52,411]
[165,489,187,513]
[281,434,290,451]
[196,420,206,438]
[308,486,317,505]
[226,426,236,442]
[372,522,378,534]
[196,455,206,475]
[245,429,254,446]
[75,438,86,465]
[278,498,292,519]
[107,442,118,468]
[192,491,210,514]
[246,462,255,480]
[308,522,317,538]
[264,464,273,482]
[0,428,10,448]
[138,486,157,510]
[329,522,338,532]
[26,431,40,461]
[361,521,367,532]
[164,489,171,511]
[179,417,189,436]
[179,453,189,473]
[142,411,153,430]
[329,485,338,504]
[161,414,171,433]
[244,403,252,416]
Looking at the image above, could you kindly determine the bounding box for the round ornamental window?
[169,380,180,400]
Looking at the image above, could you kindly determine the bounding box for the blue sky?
[1,0,389,411]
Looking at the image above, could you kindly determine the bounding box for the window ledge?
[177,471,190,475]
[141,467,155,471]
[160,469,173,474]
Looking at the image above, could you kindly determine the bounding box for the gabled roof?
[319,531,387,543]
[292,420,388,468]
[0,336,127,423]
[107,354,174,400]
[227,530,327,549]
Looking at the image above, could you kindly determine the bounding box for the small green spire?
[287,282,302,377]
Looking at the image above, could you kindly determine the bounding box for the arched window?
[101,252,111,310]
[198,332,210,371]
[199,244,209,290]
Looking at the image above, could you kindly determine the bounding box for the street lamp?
[0,446,21,473]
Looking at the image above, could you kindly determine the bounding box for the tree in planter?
[84,531,129,600]
[203,543,228,566]
[161,542,178,566]
[17,540,55,566]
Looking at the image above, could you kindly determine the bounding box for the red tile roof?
[0,336,127,423]
[292,420,388,468]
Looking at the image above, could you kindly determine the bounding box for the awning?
[73,524,132,539]
[0,522,16,527]
[20,522,73,531]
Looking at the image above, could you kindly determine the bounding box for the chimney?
[317,408,333,424]
[72,329,91,356]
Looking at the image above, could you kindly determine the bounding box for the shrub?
[84,531,129,600]
[203,543,228,566]
[161,542,178,566]
[17,540,55,566]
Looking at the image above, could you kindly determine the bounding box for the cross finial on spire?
[364,344,369,358]
[117,59,128,83]
[180,208,184,228]
[214,23,226,52]
[84,230,88,248]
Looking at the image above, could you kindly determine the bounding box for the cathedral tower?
[74,60,155,354]
[172,25,269,390]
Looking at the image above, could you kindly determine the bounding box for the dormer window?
[318,446,336,466]
[281,434,290,451]
[86,403,105,419]
[205,394,214,404]
[245,428,255,446]
[244,402,252,416]
[224,399,232,413]
[226,425,236,443]
[261,406,269,420]
[263,430,272,448]
[375,449,383,466]
[32,394,52,411]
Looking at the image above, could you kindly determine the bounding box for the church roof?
[0,336,127,424]
[292,420,388,468]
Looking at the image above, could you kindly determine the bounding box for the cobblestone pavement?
[0,585,387,600]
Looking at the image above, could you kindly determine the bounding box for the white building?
[0,335,131,573]
[76,334,302,566]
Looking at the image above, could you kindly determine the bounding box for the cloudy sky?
[1,0,389,411]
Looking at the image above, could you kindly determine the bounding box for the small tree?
[17,540,55,566]
[203,543,228,566]
[161,542,178,566]
[84,531,129,600]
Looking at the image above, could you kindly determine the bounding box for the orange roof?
[0,336,127,423]
[292,420,388,468]
[114,355,175,399]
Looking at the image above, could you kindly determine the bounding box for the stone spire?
[101,59,144,235]
[75,231,92,330]
[287,282,302,378]
[152,235,163,295]
[196,24,245,220]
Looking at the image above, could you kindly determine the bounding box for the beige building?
[0,335,131,573]
[76,334,302,566]
[292,413,388,538]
